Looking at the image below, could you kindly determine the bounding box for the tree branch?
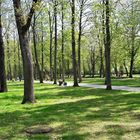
[22,0,40,32]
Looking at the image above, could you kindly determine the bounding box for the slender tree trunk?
[105,0,112,90]
[48,11,53,81]
[41,22,44,81]
[98,37,104,78]
[97,33,104,78]
[129,26,135,78]
[99,47,104,78]
[129,1,135,78]
[32,15,43,83]
[67,59,70,78]
[91,50,95,78]
[61,1,65,82]
[129,53,134,78]
[83,63,86,78]
[114,62,118,77]
[53,0,57,84]
[13,33,17,80]
[18,42,22,81]
[88,61,91,77]
[124,61,129,77]
[71,0,79,86]
[78,0,84,83]
[102,0,107,82]
[6,34,12,81]
[0,3,7,92]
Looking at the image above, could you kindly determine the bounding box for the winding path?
[45,81,140,92]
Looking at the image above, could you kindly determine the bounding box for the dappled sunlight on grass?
[0,82,140,139]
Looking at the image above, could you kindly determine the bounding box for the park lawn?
[0,82,140,140]
[79,77,140,87]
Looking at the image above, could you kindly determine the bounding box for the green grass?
[0,82,140,140]
[78,77,140,87]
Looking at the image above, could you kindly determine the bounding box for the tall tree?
[41,21,44,81]
[129,1,137,78]
[12,0,39,103]
[48,8,54,81]
[6,33,12,80]
[13,32,17,80]
[61,0,65,82]
[17,41,22,81]
[77,0,84,83]
[53,0,57,84]
[0,0,7,92]
[32,14,43,83]
[105,0,112,90]
[71,0,79,86]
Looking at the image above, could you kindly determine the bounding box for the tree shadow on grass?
[0,84,140,139]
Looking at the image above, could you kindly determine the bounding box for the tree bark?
[124,61,129,77]
[32,15,43,83]
[129,53,134,78]
[91,50,95,78]
[78,0,84,83]
[114,62,118,77]
[6,34,12,81]
[21,33,35,104]
[71,0,79,86]
[17,42,22,81]
[13,0,38,103]
[0,2,7,92]
[41,22,44,81]
[13,33,17,80]
[129,26,135,78]
[99,47,104,78]
[53,0,57,84]
[48,11,53,81]
[61,1,65,82]
[83,63,86,78]
[105,0,112,90]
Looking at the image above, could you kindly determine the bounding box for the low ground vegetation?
[0,82,140,139]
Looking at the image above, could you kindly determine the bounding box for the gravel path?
[44,81,140,92]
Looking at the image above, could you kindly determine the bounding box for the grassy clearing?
[0,82,140,140]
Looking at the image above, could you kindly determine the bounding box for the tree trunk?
[6,34,12,81]
[13,33,17,80]
[97,33,104,78]
[32,15,43,83]
[61,1,65,82]
[71,0,79,86]
[20,33,35,104]
[124,61,129,77]
[83,63,86,78]
[129,54,134,78]
[78,0,84,83]
[18,42,22,81]
[41,22,44,81]
[114,62,118,77]
[99,47,104,78]
[53,0,57,84]
[91,50,95,78]
[129,26,135,78]
[67,59,70,78]
[0,3,7,92]
[105,0,112,90]
[48,11,53,81]
[13,0,37,103]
